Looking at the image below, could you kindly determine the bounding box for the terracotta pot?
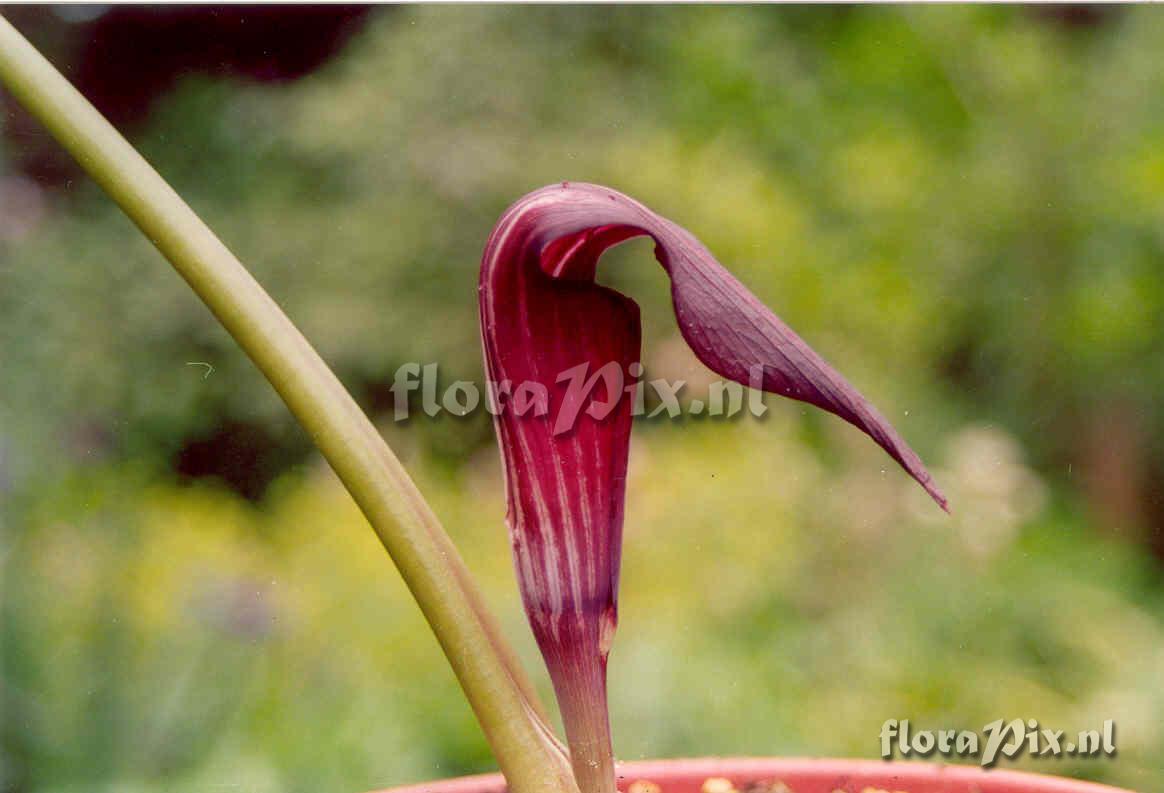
[373,757,1134,793]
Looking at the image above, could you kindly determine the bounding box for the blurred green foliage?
[2,6,1163,793]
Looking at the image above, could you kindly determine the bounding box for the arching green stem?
[0,17,575,793]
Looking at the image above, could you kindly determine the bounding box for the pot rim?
[371,756,1135,793]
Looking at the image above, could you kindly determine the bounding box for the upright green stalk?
[0,17,576,793]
